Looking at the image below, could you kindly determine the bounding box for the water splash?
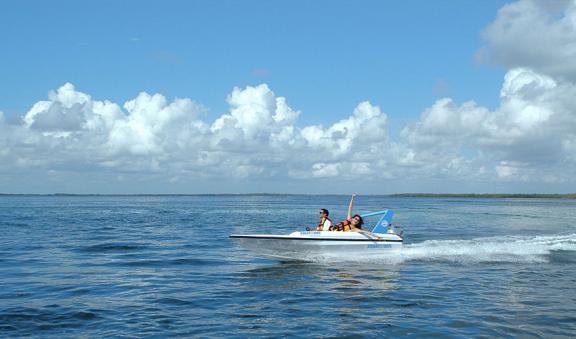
[312,233,576,265]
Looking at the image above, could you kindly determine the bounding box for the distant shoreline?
[1,193,575,199]
[390,193,576,199]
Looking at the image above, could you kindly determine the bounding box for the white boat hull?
[230,231,403,261]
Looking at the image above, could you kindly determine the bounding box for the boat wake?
[309,233,576,265]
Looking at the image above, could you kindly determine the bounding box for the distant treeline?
[391,193,576,199]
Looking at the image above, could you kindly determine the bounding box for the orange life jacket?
[329,219,357,232]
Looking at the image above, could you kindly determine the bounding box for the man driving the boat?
[316,209,333,231]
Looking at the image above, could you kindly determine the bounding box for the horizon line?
[1,193,575,199]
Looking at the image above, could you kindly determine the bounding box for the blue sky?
[1,0,576,194]
[2,1,506,122]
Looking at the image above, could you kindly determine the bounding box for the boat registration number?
[367,244,392,249]
[300,231,322,235]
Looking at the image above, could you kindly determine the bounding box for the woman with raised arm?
[330,193,364,232]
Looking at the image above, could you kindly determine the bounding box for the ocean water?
[1,195,575,337]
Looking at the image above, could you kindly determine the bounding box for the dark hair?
[320,208,329,216]
[352,214,364,226]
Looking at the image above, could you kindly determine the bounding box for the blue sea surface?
[1,195,575,337]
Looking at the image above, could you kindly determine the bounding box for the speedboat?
[230,210,403,261]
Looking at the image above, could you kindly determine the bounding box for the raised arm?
[347,193,356,219]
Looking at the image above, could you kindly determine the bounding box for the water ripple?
[79,242,148,253]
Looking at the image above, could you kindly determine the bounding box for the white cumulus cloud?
[0,83,396,186]
[3,64,576,192]
[401,67,576,183]
[479,0,576,81]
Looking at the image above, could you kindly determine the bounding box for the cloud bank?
[2,66,576,192]
[1,83,392,183]
[1,0,576,193]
